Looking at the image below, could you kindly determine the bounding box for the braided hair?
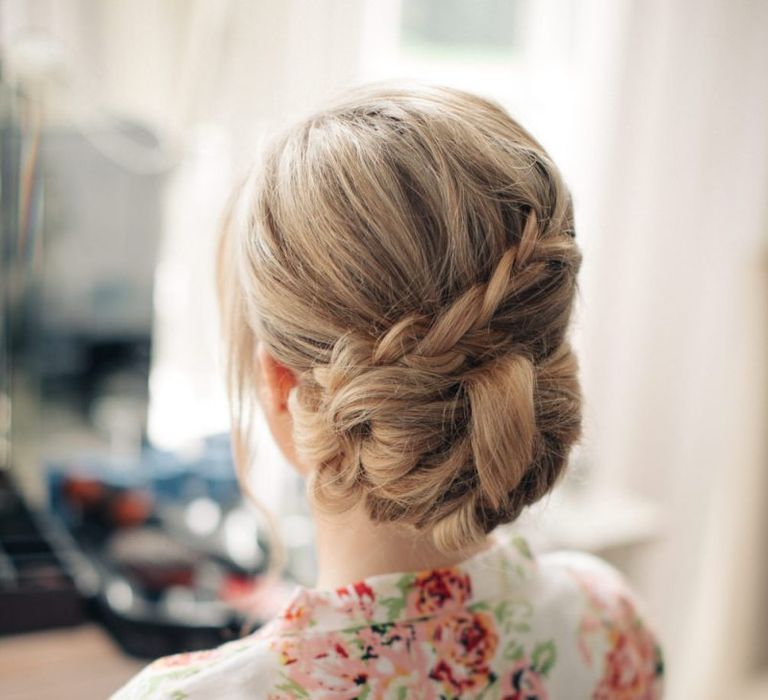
[220,84,582,553]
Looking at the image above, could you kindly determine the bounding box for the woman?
[114,84,664,699]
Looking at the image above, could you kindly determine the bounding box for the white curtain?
[574,1,768,697]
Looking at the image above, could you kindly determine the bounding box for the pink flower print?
[593,621,663,700]
[274,589,316,635]
[274,632,370,699]
[153,648,220,669]
[405,568,472,617]
[335,580,377,619]
[498,658,550,700]
[283,601,310,627]
[570,566,663,699]
[426,610,498,695]
[356,623,437,700]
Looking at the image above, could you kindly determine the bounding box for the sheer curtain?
[573,1,768,697]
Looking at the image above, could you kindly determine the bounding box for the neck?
[310,501,491,590]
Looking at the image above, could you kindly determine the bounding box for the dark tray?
[0,471,95,635]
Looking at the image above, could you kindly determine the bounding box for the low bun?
[465,353,537,511]
[220,84,583,554]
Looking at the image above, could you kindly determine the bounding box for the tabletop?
[0,624,144,700]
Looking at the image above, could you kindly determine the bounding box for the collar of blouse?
[264,528,537,637]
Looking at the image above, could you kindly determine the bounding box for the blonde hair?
[218,84,582,554]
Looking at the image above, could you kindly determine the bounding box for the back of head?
[220,83,582,553]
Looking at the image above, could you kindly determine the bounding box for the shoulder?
[537,548,658,631]
[535,548,639,607]
[110,628,279,700]
[533,548,666,698]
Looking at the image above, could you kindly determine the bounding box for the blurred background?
[0,1,766,699]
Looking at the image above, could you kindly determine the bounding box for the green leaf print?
[379,595,406,621]
[380,574,415,621]
[512,536,533,561]
[275,675,310,698]
[531,640,557,677]
[492,599,533,634]
[144,667,201,695]
[502,640,525,661]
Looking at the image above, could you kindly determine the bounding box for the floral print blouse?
[112,529,664,699]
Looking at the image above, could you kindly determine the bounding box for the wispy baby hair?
[218,83,582,553]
